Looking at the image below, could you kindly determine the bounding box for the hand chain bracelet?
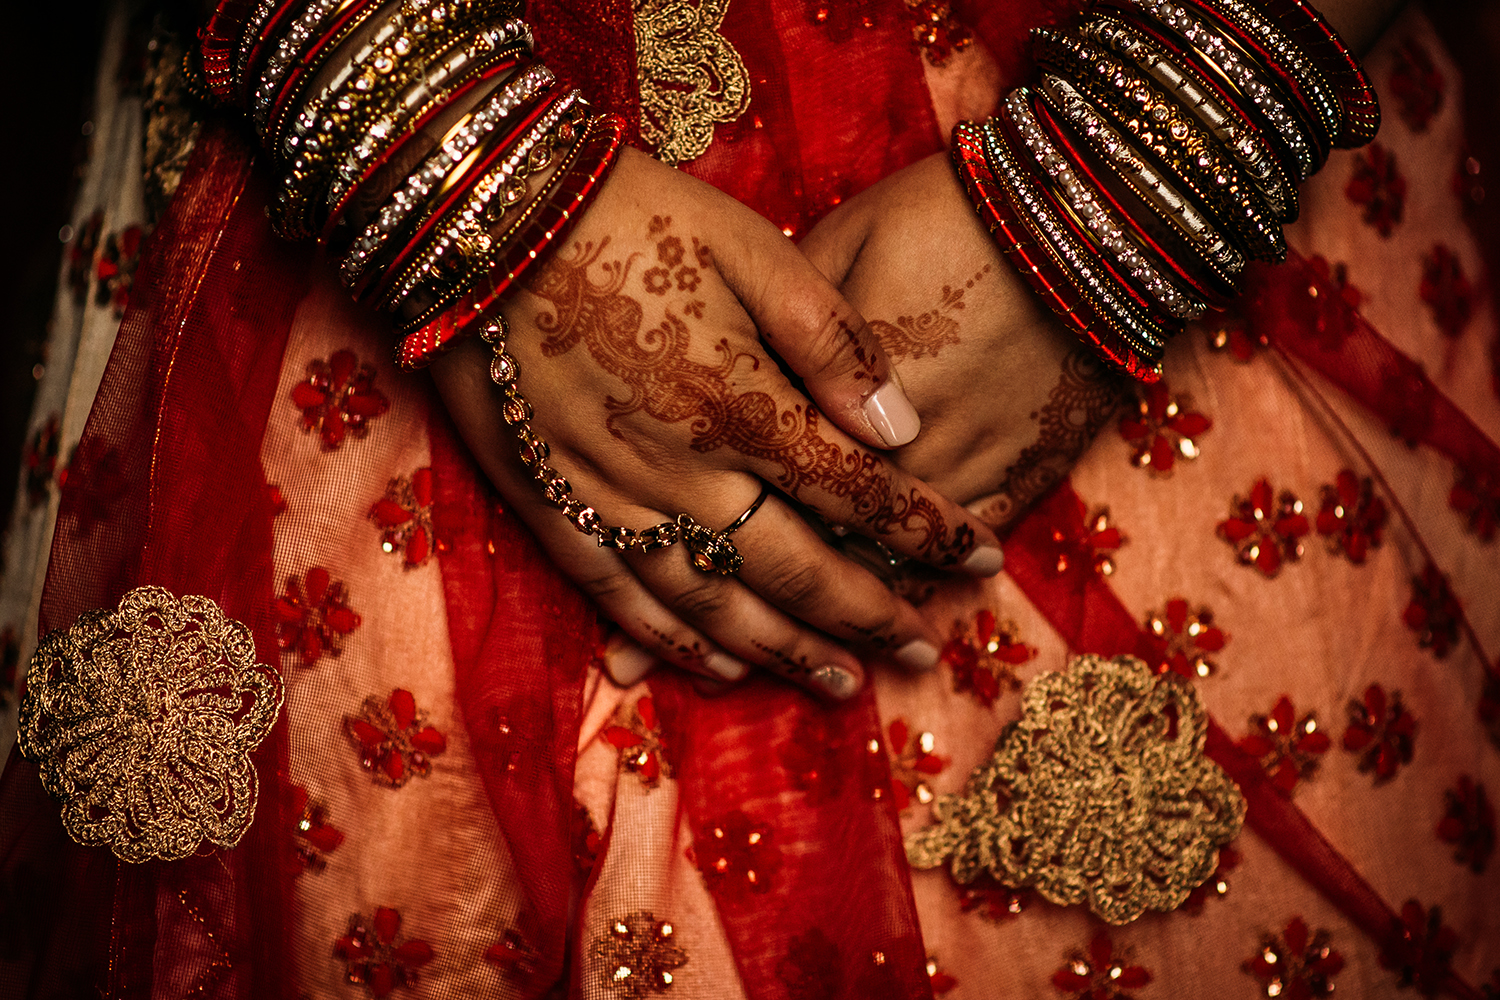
[478,316,766,575]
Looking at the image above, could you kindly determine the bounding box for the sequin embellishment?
[590,912,688,997]
[905,654,1244,923]
[18,586,284,862]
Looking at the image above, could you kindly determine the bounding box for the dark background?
[0,3,109,533]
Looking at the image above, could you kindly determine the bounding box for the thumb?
[713,209,921,449]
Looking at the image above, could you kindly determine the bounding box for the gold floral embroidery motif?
[18,586,284,863]
[633,0,750,166]
[906,654,1245,924]
[591,911,688,997]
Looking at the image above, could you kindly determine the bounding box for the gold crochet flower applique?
[19,586,284,863]
[591,911,688,997]
[633,0,750,166]
[906,654,1244,924]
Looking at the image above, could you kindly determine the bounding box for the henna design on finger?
[523,221,979,564]
[976,349,1123,529]
[641,619,709,670]
[866,267,989,360]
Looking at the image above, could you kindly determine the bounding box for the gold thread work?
[18,586,284,863]
[633,0,750,165]
[906,654,1244,923]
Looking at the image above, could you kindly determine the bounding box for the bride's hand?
[432,148,1005,700]
[800,152,1125,529]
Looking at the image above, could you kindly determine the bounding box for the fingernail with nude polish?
[863,383,921,448]
[962,545,1005,577]
[706,652,749,682]
[607,643,655,686]
[812,664,861,700]
[895,639,940,671]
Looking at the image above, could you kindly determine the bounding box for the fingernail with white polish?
[863,382,921,447]
[606,643,656,686]
[895,639,940,671]
[706,652,749,681]
[962,545,1005,577]
[812,664,861,700]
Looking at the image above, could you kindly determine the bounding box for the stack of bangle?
[955,0,1377,381]
[199,0,625,370]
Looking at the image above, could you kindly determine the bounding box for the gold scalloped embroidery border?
[633,0,751,166]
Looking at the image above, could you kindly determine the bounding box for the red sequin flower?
[1136,599,1227,679]
[1243,916,1345,999]
[927,957,958,995]
[345,689,448,788]
[370,468,437,568]
[1420,245,1474,339]
[95,224,146,317]
[1450,468,1499,541]
[292,784,344,873]
[693,811,781,899]
[1052,929,1152,999]
[1403,563,1462,658]
[276,567,362,666]
[941,610,1032,707]
[1345,143,1406,237]
[1239,696,1331,794]
[1182,843,1240,914]
[1437,775,1494,873]
[574,800,602,872]
[1048,501,1125,577]
[67,211,102,303]
[1208,314,1267,362]
[1380,900,1458,995]
[887,718,948,812]
[1119,380,1211,474]
[335,907,435,997]
[1390,38,1445,132]
[485,929,538,983]
[23,414,59,509]
[955,873,1035,922]
[57,438,129,535]
[1343,684,1416,783]
[1315,470,1387,564]
[904,0,972,66]
[602,695,672,788]
[291,349,390,450]
[1217,479,1309,577]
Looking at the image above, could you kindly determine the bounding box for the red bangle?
[953,121,1161,383]
[198,0,254,104]
[394,113,626,371]
[265,0,386,157]
[239,1,302,109]
[1261,0,1379,146]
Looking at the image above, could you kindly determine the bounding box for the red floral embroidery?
[1119,380,1211,474]
[345,689,448,788]
[1451,468,1500,541]
[485,928,538,982]
[1345,143,1406,237]
[57,438,128,535]
[335,907,435,996]
[1379,361,1438,447]
[67,211,102,304]
[692,811,781,899]
[887,718,948,812]
[1291,257,1364,353]
[1052,929,1152,999]
[602,695,672,788]
[1403,563,1462,658]
[276,567,361,666]
[1244,916,1345,999]
[1239,696,1331,794]
[291,350,390,450]
[1419,244,1474,339]
[1380,900,1458,995]
[1390,38,1445,132]
[904,0,972,66]
[1217,479,1309,577]
[23,414,60,509]
[1343,684,1416,783]
[574,801,602,872]
[370,469,436,568]
[1208,314,1266,362]
[1182,843,1240,914]
[1047,500,1125,577]
[1454,151,1485,216]
[941,609,1032,707]
[291,784,344,873]
[927,957,958,995]
[266,482,288,517]
[1136,599,1227,679]
[1315,470,1387,563]
[94,224,146,317]
[1437,774,1494,873]
[954,873,1035,921]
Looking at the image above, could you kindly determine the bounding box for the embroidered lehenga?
[1,1,1497,998]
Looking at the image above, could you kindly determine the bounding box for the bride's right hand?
[431,148,1005,700]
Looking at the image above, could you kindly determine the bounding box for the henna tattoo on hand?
[867,266,989,361]
[522,218,977,563]
[976,349,1123,528]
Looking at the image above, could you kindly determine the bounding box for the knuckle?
[576,570,632,603]
[668,578,732,621]
[760,559,829,609]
